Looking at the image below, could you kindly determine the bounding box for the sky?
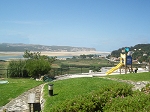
[0,0,150,52]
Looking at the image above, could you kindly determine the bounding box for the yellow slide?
[106,63,124,75]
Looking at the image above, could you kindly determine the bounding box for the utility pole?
[124,47,130,74]
[125,52,127,74]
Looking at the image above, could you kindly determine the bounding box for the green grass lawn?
[43,77,130,111]
[0,78,44,106]
[54,58,112,67]
[106,72,150,81]
[43,72,150,111]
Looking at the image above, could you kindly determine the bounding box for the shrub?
[25,58,51,78]
[103,92,150,112]
[8,60,27,77]
[49,83,133,112]
[141,83,150,94]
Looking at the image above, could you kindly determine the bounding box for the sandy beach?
[0,51,110,57]
[41,51,110,56]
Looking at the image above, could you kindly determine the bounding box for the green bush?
[25,58,51,77]
[49,83,133,112]
[141,83,150,94]
[8,60,27,77]
[50,85,150,112]
[104,92,150,112]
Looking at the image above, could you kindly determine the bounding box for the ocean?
[0,55,23,60]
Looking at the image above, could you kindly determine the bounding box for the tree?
[23,50,56,62]
[25,58,51,78]
[80,54,86,59]
[23,50,41,59]
[8,50,56,78]
[8,59,27,77]
[23,50,56,78]
[87,54,94,59]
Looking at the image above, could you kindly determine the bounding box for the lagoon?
[0,55,73,61]
[0,51,110,61]
[0,55,23,60]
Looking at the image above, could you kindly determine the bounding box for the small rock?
[136,82,141,85]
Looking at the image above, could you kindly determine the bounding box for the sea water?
[0,55,23,60]
[0,55,72,61]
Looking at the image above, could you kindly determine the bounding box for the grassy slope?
[43,72,150,111]
[0,78,43,106]
[43,77,129,111]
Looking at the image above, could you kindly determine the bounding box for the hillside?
[0,43,96,52]
[110,44,150,62]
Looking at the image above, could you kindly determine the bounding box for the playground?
[105,47,149,75]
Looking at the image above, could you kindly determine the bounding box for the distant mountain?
[0,43,96,52]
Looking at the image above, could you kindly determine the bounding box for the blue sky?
[0,0,150,52]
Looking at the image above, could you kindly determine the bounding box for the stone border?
[101,77,150,91]
[0,84,44,112]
